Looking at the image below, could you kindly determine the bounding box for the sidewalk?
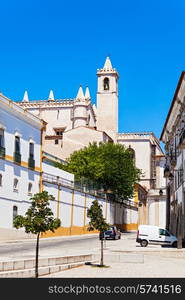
[41,233,185,278]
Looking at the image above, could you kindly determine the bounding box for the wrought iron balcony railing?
[0,146,5,159]
[178,129,185,148]
[28,157,35,170]
[13,152,21,164]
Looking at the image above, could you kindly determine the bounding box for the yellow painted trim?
[83,193,87,228]
[134,185,138,204]
[4,155,40,172]
[116,223,138,231]
[5,155,13,161]
[41,226,98,238]
[21,161,28,168]
[35,166,41,172]
[70,190,75,227]
[57,185,61,218]
[39,129,43,192]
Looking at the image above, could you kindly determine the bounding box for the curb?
[0,254,93,278]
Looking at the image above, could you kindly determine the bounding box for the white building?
[160,71,185,238]
[0,93,44,239]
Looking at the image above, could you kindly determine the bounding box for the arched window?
[128,146,135,162]
[103,77,109,90]
[13,206,18,220]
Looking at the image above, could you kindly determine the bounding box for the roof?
[160,71,185,141]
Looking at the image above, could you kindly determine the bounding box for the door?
[158,228,172,245]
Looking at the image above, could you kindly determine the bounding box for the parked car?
[136,224,179,247]
[99,226,121,240]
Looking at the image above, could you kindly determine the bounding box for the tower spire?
[22,90,29,102]
[48,90,54,101]
[76,85,85,100]
[85,86,90,99]
[103,56,113,70]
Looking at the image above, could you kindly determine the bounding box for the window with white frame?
[29,142,34,158]
[15,136,20,153]
[0,129,4,147]
[13,206,18,223]
[28,182,33,195]
[13,178,19,192]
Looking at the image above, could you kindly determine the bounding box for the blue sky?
[0,0,185,141]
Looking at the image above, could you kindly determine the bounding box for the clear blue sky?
[0,0,185,141]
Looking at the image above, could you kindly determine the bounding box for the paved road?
[0,234,100,260]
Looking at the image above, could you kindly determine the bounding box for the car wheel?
[119,235,121,239]
[172,241,177,248]
[140,240,148,247]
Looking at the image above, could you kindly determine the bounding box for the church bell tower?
[96,57,119,141]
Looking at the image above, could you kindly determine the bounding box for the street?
[0,234,100,260]
[1,232,185,277]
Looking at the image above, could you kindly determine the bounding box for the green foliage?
[13,191,61,234]
[55,142,141,200]
[87,200,109,232]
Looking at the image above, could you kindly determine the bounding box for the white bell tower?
[96,57,119,141]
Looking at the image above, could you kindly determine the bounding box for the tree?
[13,191,61,278]
[55,142,141,201]
[87,199,110,266]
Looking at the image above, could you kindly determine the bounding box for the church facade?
[17,57,166,230]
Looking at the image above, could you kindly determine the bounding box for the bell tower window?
[103,77,109,90]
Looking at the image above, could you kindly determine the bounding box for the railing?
[13,152,21,164]
[0,146,5,158]
[42,172,74,189]
[121,199,138,209]
[179,129,185,148]
[42,172,106,198]
[28,157,35,170]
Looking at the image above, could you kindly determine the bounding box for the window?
[13,178,19,192]
[0,129,4,147]
[28,182,33,195]
[55,139,59,144]
[13,206,18,221]
[56,131,63,136]
[128,147,135,160]
[0,174,2,186]
[103,77,109,90]
[15,136,20,153]
[159,228,170,236]
[29,142,34,158]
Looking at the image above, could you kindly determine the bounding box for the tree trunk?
[100,236,103,266]
[35,232,40,278]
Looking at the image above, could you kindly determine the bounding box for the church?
[17,57,166,230]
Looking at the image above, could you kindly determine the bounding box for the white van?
[136,225,177,247]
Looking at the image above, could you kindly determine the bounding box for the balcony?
[28,157,35,170]
[0,146,5,159]
[178,129,185,149]
[13,152,21,164]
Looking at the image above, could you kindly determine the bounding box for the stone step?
[0,260,94,278]
[0,253,92,272]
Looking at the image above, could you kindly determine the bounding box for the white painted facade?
[0,93,43,236]
[161,72,185,236]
